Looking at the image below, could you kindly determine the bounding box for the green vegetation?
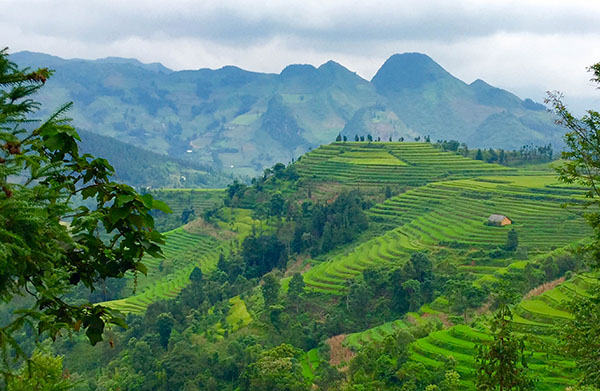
[0,49,167,375]
[296,142,514,188]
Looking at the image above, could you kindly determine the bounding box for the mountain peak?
[280,64,318,78]
[371,52,455,94]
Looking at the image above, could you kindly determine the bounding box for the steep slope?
[12,51,561,177]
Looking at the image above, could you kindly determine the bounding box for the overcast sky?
[2,0,599,113]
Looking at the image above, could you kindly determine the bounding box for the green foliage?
[262,273,281,309]
[5,350,73,391]
[156,313,175,348]
[291,190,368,255]
[242,234,287,278]
[475,149,483,160]
[562,286,600,388]
[476,304,534,391]
[241,344,308,391]
[0,48,168,368]
[548,63,600,269]
[505,229,519,251]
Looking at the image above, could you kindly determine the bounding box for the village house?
[488,214,512,226]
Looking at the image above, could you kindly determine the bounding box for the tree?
[547,62,600,268]
[505,228,519,251]
[336,133,342,142]
[402,279,422,312]
[355,134,359,141]
[0,49,169,367]
[547,61,600,388]
[157,313,175,349]
[384,185,392,199]
[241,344,307,391]
[448,279,486,322]
[262,273,280,308]
[475,149,484,160]
[561,288,600,388]
[269,192,285,219]
[343,135,347,142]
[476,304,534,391]
[6,350,74,391]
[189,266,204,283]
[287,273,305,301]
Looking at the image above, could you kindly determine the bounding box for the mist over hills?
[12,51,563,177]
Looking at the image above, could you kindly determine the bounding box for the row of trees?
[335,133,432,142]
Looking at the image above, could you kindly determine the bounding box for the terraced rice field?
[296,142,514,186]
[344,319,408,350]
[303,176,590,293]
[101,227,223,314]
[150,188,224,216]
[407,273,599,390]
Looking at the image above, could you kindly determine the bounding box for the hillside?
[78,129,231,188]
[11,51,563,177]
[37,142,597,391]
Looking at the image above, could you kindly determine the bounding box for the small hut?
[488,214,512,226]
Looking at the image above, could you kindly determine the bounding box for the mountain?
[11,51,563,177]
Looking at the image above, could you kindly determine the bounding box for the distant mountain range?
[12,51,564,177]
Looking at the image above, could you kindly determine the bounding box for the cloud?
[2,0,599,113]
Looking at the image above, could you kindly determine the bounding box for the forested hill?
[78,129,232,188]
[12,51,563,177]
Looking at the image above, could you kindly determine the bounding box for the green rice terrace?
[101,227,223,314]
[296,142,516,187]
[342,273,599,390]
[98,141,595,389]
[302,173,590,294]
[102,208,264,314]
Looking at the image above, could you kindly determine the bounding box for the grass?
[226,296,252,331]
[300,348,322,381]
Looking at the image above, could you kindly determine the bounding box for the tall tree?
[0,48,169,370]
[262,273,280,309]
[476,304,534,391]
[547,62,600,268]
[505,228,519,251]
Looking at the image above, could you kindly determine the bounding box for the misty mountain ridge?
[12,51,563,177]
